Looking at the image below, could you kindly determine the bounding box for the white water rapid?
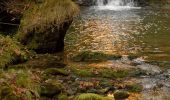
[95,0,140,10]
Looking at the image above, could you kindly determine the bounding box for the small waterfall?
[97,0,135,6]
[95,0,140,10]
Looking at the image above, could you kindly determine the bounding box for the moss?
[100,69,129,78]
[125,84,143,93]
[114,90,129,100]
[71,67,94,77]
[75,93,114,100]
[57,94,68,100]
[0,35,29,68]
[72,51,121,62]
[44,68,69,76]
[40,80,64,97]
[75,69,94,77]
[19,0,79,34]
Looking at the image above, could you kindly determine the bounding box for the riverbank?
[0,0,170,100]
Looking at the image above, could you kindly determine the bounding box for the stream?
[65,0,170,99]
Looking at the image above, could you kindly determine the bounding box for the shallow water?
[65,5,170,66]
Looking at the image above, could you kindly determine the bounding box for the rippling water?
[65,5,170,64]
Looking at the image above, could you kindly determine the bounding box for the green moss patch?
[72,51,121,62]
[114,90,129,100]
[40,80,64,97]
[70,65,148,78]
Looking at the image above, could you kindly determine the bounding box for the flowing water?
[66,0,170,67]
[65,0,170,99]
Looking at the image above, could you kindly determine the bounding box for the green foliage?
[0,35,29,68]
[75,93,114,100]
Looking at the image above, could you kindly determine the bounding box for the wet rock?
[40,81,63,97]
[75,93,114,100]
[125,84,143,93]
[137,64,161,75]
[114,90,129,100]
[76,0,97,6]
[44,68,69,76]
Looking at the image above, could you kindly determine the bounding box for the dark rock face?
[33,21,72,54]
[20,20,72,54]
[76,0,97,6]
[0,10,20,34]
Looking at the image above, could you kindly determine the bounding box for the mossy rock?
[100,69,129,78]
[125,84,143,93]
[56,94,68,100]
[44,68,69,76]
[114,90,129,100]
[75,93,114,100]
[17,0,79,53]
[40,81,64,97]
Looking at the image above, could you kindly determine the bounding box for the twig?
[0,22,19,26]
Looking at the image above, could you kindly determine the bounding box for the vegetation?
[0,35,29,68]
[0,69,40,100]
[70,65,147,78]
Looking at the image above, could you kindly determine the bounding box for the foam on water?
[95,0,141,11]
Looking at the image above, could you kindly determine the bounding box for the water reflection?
[65,6,170,62]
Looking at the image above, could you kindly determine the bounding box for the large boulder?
[17,0,79,53]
